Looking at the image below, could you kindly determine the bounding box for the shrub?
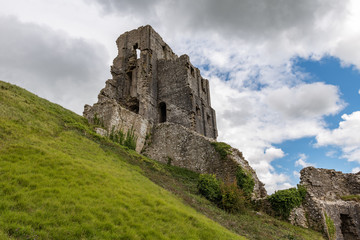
[110,126,125,145]
[109,126,137,151]
[220,181,246,213]
[123,127,137,150]
[197,174,222,203]
[211,142,231,160]
[93,113,104,127]
[267,185,307,220]
[236,167,255,197]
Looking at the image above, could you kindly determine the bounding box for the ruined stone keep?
[84,25,266,199]
[85,25,216,144]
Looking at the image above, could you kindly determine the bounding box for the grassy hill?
[0,81,324,240]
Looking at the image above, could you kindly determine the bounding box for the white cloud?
[352,167,360,173]
[295,154,315,168]
[293,171,301,178]
[326,150,338,158]
[266,83,344,119]
[316,111,360,163]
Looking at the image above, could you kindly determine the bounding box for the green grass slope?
[0,81,245,240]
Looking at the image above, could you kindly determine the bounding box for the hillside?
[0,81,324,239]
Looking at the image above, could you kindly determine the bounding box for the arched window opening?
[159,102,167,123]
[133,43,140,59]
[136,49,141,59]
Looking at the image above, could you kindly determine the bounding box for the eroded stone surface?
[143,122,267,199]
[293,167,360,239]
[84,25,217,147]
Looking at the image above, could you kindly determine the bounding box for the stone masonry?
[143,122,267,199]
[84,25,217,152]
[290,167,360,240]
[84,25,266,199]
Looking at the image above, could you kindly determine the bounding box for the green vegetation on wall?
[109,126,137,150]
[340,195,360,202]
[93,113,104,127]
[267,185,307,220]
[236,167,255,197]
[210,142,231,160]
[325,213,336,240]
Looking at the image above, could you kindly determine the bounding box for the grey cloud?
[86,0,161,16]
[0,16,109,114]
[87,0,349,40]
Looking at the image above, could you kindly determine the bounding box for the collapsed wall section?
[291,167,360,240]
[143,122,267,199]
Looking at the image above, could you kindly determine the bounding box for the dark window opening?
[126,71,132,81]
[159,102,167,123]
[191,67,195,77]
[129,104,139,114]
[196,106,201,116]
[133,43,138,50]
[340,214,358,240]
[162,45,166,58]
[207,114,211,123]
[128,98,139,114]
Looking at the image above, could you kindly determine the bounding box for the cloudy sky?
[1,0,360,193]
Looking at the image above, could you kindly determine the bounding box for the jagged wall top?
[94,25,217,139]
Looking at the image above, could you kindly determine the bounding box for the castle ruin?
[84,25,267,199]
[291,167,360,240]
[84,25,216,152]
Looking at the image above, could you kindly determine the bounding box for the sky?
[0,0,360,193]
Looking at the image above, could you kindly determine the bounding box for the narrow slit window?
[159,102,167,123]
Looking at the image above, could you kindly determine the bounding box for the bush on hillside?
[220,181,246,213]
[197,174,222,203]
[267,185,307,220]
[197,174,248,213]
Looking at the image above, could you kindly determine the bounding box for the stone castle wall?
[143,122,267,199]
[291,167,360,240]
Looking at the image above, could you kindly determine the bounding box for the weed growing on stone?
[210,142,231,159]
[325,213,336,240]
[236,167,255,197]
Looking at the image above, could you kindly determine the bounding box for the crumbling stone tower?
[84,25,217,149]
[84,25,267,199]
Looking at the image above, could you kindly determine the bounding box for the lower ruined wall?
[142,122,267,199]
[83,99,151,152]
[290,167,360,240]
